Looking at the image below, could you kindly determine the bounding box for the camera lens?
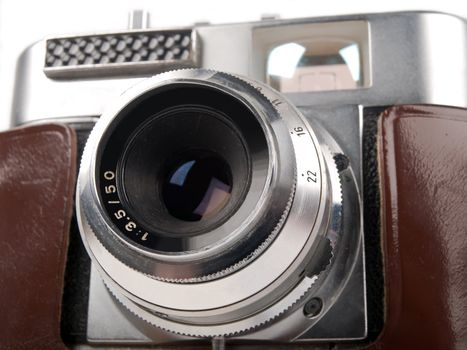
[162,150,232,222]
[78,70,355,337]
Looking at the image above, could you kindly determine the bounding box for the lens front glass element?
[162,150,233,222]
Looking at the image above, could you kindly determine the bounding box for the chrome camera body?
[11,11,467,348]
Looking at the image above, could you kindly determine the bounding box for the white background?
[0,0,466,131]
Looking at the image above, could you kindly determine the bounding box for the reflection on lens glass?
[162,151,232,222]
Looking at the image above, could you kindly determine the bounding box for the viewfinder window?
[253,20,370,93]
[267,40,362,92]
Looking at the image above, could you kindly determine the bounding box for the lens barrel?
[77,69,359,338]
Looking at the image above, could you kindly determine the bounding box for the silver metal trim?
[23,116,99,126]
[12,12,467,127]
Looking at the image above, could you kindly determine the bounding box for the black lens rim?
[117,104,252,238]
[97,83,270,254]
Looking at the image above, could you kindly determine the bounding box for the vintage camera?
[10,11,467,348]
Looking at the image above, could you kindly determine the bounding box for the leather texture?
[0,124,76,350]
[367,105,467,350]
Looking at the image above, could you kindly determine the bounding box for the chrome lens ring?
[77,69,333,335]
[79,70,300,282]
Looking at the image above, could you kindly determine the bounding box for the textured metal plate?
[44,30,199,78]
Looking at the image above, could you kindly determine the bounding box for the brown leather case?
[0,124,76,350]
[367,105,467,350]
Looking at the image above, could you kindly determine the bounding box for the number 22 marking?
[305,170,317,183]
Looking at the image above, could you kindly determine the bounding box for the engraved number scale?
[101,170,149,241]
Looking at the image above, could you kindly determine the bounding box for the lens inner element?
[162,151,233,222]
[118,103,252,237]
